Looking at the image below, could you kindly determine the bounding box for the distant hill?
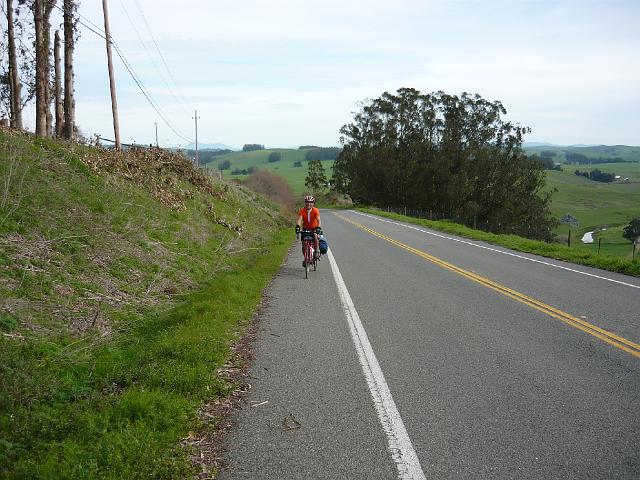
[184,142,236,151]
[205,147,339,196]
[524,145,640,163]
[522,142,556,147]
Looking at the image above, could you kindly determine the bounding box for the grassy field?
[0,129,291,478]
[544,163,640,258]
[204,148,334,196]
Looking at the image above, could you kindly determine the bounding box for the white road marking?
[353,211,640,290]
[327,249,426,480]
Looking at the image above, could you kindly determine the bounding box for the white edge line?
[327,248,426,480]
[353,211,640,290]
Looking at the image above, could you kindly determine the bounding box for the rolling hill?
[204,147,336,196]
[524,144,640,163]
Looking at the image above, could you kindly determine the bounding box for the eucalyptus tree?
[305,158,327,194]
[63,0,78,140]
[2,0,35,127]
[5,0,23,128]
[333,88,556,240]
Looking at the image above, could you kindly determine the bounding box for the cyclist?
[296,195,322,261]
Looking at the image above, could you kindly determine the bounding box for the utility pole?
[193,109,200,166]
[154,122,158,147]
[102,0,121,150]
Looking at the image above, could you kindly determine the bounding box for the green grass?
[359,207,640,277]
[0,233,290,478]
[0,129,293,478]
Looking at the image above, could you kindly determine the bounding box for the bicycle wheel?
[303,241,310,278]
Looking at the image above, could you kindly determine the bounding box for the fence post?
[404,206,406,216]
[567,229,571,247]
[598,238,601,254]
[473,215,477,230]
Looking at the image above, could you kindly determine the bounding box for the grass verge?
[0,228,291,479]
[358,208,640,278]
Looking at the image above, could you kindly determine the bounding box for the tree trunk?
[54,30,64,137]
[34,0,47,136]
[43,1,55,137]
[7,0,23,129]
[63,0,75,140]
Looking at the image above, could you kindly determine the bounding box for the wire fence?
[382,205,639,258]
[380,205,490,231]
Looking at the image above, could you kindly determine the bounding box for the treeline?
[1,0,80,140]
[304,147,341,161]
[242,144,264,152]
[565,152,625,164]
[574,168,615,183]
[533,155,562,171]
[333,88,557,240]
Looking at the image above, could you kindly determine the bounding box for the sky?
[18,0,640,148]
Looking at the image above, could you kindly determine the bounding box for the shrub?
[268,152,281,163]
[244,170,295,210]
[623,219,640,243]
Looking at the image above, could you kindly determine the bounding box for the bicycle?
[296,227,321,279]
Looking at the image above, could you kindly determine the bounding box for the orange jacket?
[298,206,320,230]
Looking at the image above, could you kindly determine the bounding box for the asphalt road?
[220,210,640,479]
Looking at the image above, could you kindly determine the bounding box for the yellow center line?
[334,212,640,359]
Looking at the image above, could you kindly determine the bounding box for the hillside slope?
[206,148,334,196]
[0,128,290,478]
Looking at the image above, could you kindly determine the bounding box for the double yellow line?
[335,213,640,359]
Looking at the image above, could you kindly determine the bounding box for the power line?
[53,3,194,144]
[110,41,193,143]
[132,0,191,111]
[117,0,189,118]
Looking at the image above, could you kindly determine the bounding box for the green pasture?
[544,163,640,258]
[204,148,334,196]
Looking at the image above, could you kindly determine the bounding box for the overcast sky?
[37,0,640,148]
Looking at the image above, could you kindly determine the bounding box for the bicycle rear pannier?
[319,236,328,254]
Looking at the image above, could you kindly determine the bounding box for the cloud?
[67,0,640,146]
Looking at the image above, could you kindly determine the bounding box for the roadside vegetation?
[0,127,290,478]
[359,207,640,277]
